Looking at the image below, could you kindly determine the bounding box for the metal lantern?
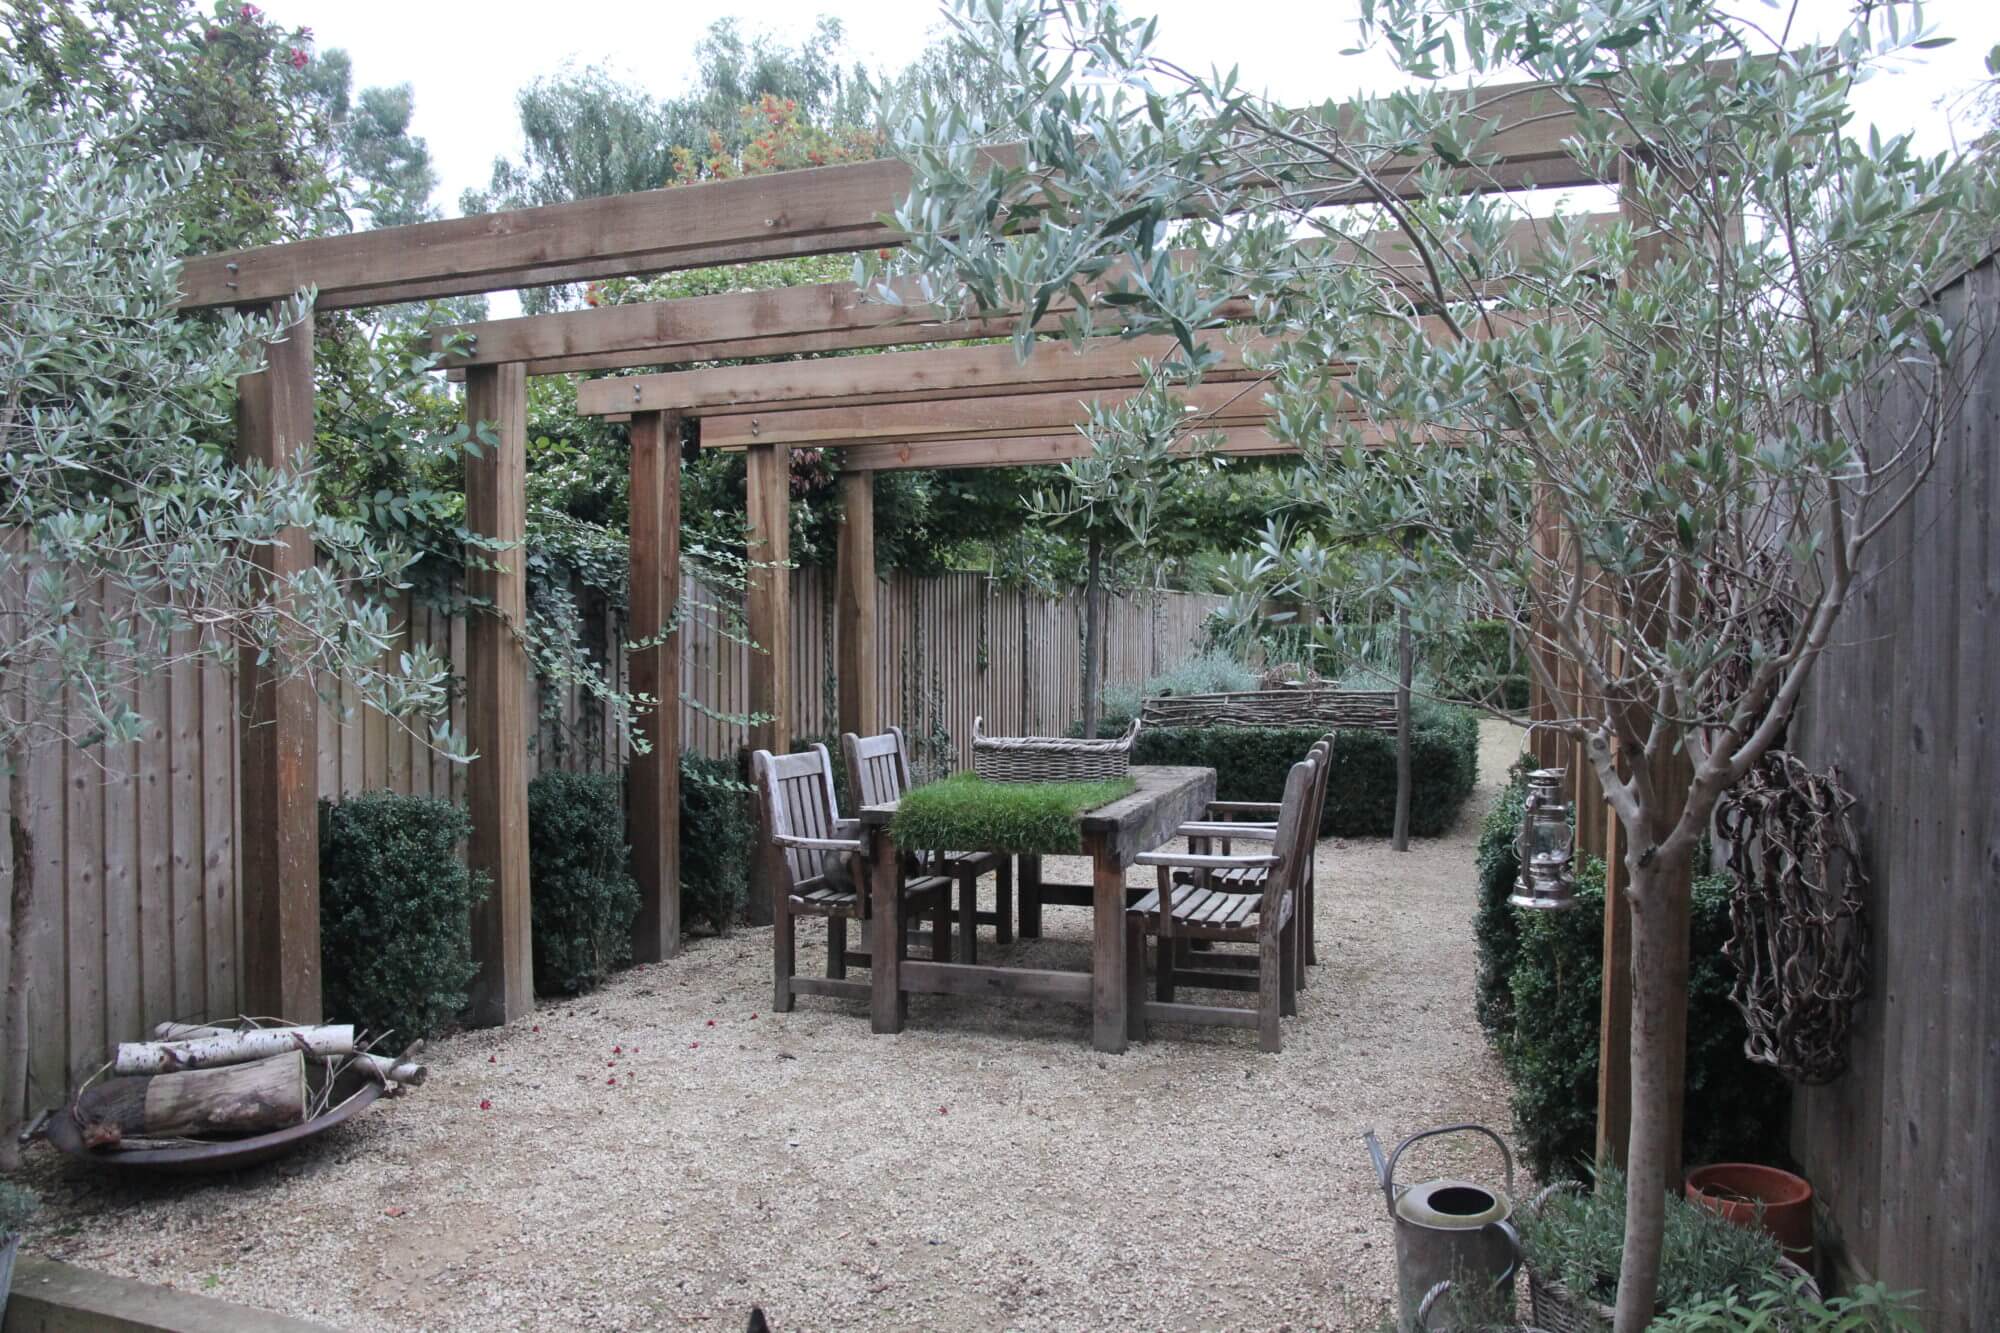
[1509,767,1578,911]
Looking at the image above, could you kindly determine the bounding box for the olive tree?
[868,1,1997,1323]
[0,69,455,1164]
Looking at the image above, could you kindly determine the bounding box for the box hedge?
[319,792,485,1040]
[528,770,639,996]
[680,751,754,933]
[1112,699,1480,838]
[1472,774,1790,1180]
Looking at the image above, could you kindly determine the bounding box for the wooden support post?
[463,364,534,1026]
[836,470,879,739]
[236,308,321,1023]
[628,411,683,962]
[742,441,791,926]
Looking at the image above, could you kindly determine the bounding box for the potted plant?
[1519,1168,1810,1331]
[0,1180,38,1317]
[1653,1273,1921,1331]
[1684,1163,1815,1273]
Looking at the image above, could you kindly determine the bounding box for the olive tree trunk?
[1393,605,1412,852]
[1081,533,1105,739]
[1612,842,1694,1333]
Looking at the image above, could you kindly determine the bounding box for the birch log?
[352,1053,429,1087]
[115,1024,354,1074]
[75,1052,307,1144]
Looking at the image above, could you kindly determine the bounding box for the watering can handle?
[1375,1123,1516,1203]
[1486,1217,1522,1289]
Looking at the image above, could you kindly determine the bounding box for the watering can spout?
[1363,1129,1394,1207]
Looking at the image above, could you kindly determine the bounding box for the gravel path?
[23,721,1523,1332]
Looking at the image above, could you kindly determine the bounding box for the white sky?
[259,0,1998,220]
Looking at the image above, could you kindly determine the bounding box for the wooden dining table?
[856,765,1216,1053]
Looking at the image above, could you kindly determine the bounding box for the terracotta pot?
[1685,1163,1815,1272]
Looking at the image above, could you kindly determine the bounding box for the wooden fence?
[1788,254,1998,1329]
[0,571,1221,1114]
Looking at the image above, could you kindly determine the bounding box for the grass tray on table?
[890,773,1138,855]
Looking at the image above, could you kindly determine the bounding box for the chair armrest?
[1206,801,1283,815]
[773,834,865,853]
[1133,850,1281,871]
[1176,821,1277,841]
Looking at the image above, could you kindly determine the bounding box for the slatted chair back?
[843,726,914,809]
[753,744,848,890]
[1266,756,1319,914]
[1306,732,1335,833]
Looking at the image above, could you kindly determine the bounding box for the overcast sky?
[258,0,1997,222]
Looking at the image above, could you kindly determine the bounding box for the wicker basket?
[971,715,1140,782]
[1523,1183,1819,1332]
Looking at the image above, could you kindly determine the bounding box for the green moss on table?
[891,773,1139,855]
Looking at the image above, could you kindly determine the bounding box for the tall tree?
[0,60,459,1164]
[872,2,1999,1324]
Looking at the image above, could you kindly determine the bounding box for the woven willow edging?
[1140,689,1398,731]
[971,715,1140,782]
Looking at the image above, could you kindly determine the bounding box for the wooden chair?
[752,743,953,1013]
[1173,733,1334,985]
[842,727,1014,963]
[1125,755,1317,1052]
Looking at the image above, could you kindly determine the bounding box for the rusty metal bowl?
[44,1064,383,1175]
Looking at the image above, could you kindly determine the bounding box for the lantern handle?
[1373,1123,1515,1205]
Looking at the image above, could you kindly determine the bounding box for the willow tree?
[868,1,1997,1323]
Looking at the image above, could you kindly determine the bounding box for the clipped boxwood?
[319,792,485,1040]
[529,770,639,996]
[1126,700,1480,837]
[1473,774,1791,1180]
[681,751,754,933]
[1433,617,1531,713]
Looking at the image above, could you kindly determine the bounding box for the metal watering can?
[1364,1124,1521,1332]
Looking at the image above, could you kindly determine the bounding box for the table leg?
[1088,834,1127,1054]
[868,825,906,1033]
[1019,853,1042,938]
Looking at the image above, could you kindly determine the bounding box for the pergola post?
[463,363,534,1026]
[743,441,792,925]
[236,307,321,1022]
[628,411,683,962]
[836,470,878,739]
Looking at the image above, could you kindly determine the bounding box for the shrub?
[681,751,754,933]
[1521,1165,1786,1312]
[319,793,485,1040]
[1655,1276,1923,1331]
[1101,648,1260,720]
[1432,617,1531,713]
[528,770,639,996]
[1489,841,1791,1180]
[0,1181,37,1236]
[1128,699,1480,837]
[1472,766,1531,1038]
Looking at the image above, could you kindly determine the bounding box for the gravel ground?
[22,721,1524,1332]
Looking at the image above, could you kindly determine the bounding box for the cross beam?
[182,77,1623,311]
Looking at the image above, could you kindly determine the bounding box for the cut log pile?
[71,1019,428,1150]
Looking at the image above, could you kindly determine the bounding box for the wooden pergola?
[183,71,1664,1166]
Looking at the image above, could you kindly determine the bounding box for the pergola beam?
[695,380,1324,450]
[440,215,1607,380]
[183,77,1624,311]
[831,426,1341,472]
[574,331,1290,418]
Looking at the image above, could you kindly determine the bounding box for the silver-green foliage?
[0,67,453,766]
[867,4,1995,1323]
